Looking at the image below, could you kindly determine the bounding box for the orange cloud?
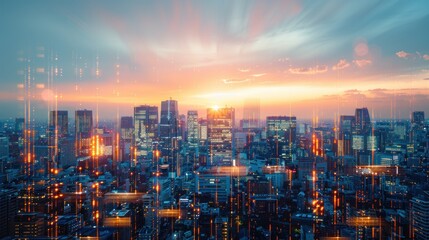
[353,59,372,68]
[222,78,250,84]
[396,51,411,59]
[288,65,328,75]
[332,59,350,70]
[423,54,429,61]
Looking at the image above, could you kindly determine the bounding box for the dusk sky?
[1,0,429,120]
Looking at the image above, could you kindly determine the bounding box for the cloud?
[251,73,266,77]
[288,65,328,75]
[222,78,250,84]
[424,78,429,80]
[238,68,250,72]
[423,54,429,61]
[353,59,372,68]
[332,59,350,70]
[396,51,411,59]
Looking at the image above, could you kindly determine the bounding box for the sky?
[1,0,429,120]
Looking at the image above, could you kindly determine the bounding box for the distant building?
[354,107,371,134]
[411,191,429,240]
[266,116,296,144]
[412,111,425,125]
[120,116,134,141]
[75,110,93,156]
[49,110,68,137]
[207,107,235,163]
[187,110,199,149]
[338,115,355,156]
[159,99,179,176]
[0,189,18,238]
[14,212,45,237]
[134,105,158,158]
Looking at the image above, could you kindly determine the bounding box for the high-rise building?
[75,110,93,156]
[266,116,297,145]
[412,111,425,125]
[337,115,355,156]
[49,110,68,137]
[354,108,371,134]
[0,189,18,238]
[159,99,179,175]
[120,116,134,160]
[75,110,92,137]
[207,107,235,163]
[159,99,179,141]
[134,105,158,158]
[187,110,199,149]
[411,111,426,155]
[411,191,429,240]
[15,118,24,135]
[120,116,134,141]
[14,213,45,237]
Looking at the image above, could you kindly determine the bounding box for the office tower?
[14,213,45,237]
[338,115,355,156]
[199,119,208,142]
[411,111,426,155]
[266,116,296,161]
[0,136,9,159]
[49,110,68,137]
[75,110,93,137]
[187,110,199,148]
[195,171,231,202]
[15,118,24,135]
[134,105,158,158]
[75,110,93,156]
[0,189,18,238]
[207,107,235,163]
[179,114,186,141]
[120,116,134,141]
[411,191,429,240]
[241,98,260,129]
[159,99,179,141]
[412,111,425,125]
[266,116,297,144]
[159,99,179,176]
[354,107,371,134]
[120,116,133,160]
[58,137,75,167]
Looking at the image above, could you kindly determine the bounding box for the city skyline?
[1,1,429,120]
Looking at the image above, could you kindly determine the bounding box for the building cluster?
[0,100,428,239]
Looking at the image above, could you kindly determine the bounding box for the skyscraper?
[411,191,429,240]
[187,110,199,149]
[266,116,297,160]
[75,110,92,138]
[266,116,297,145]
[354,107,371,134]
[338,115,355,156]
[49,110,68,137]
[120,116,134,141]
[207,107,235,164]
[412,111,425,125]
[159,99,179,175]
[120,116,134,160]
[134,105,158,158]
[159,99,179,142]
[75,110,92,156]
